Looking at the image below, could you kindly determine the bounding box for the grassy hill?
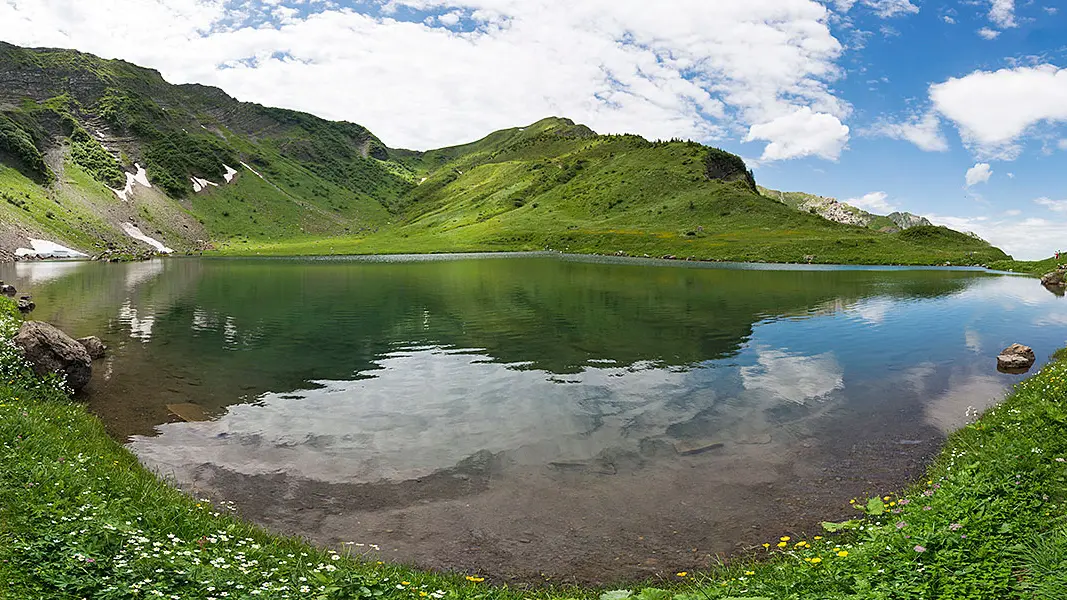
[0,42,1009,265]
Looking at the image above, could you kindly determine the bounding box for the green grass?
[3,296,1067,598]
[988,256,1063,276]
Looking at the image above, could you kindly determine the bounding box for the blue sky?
[0,0,1063,258]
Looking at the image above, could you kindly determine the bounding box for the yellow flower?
[837,550,849,557]
[849,499,856,504]
[420,593,428,597]
[780,536,790,541]
[744,570,755,576]
[810,557,822,564]
[762,543,770,549]
[401,581,411,586]
[889,502,896,507]
[777,542,787,548]
[465,576,485,583]
[883,496,891,501]
[804,557,812,562]
[676,572,688,577]
[813,536,823,540]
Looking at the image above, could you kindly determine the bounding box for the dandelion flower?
[837,551,848,557]
[780,536,790,542]
[810,557,822,564]
[676,572,688,577]
[744,570,755,575]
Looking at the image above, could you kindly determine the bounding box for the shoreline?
[2,296,1066,597]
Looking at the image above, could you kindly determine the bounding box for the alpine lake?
[3,254,1065,585]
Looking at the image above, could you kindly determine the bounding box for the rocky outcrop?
[13,321,92,391]
[77,336,107,359]
[997,344,1036,373]
[887,212,933,230]
[1041,269,1065,289]
[799,198,873,228]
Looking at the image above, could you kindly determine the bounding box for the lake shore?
[1,292,1065,598]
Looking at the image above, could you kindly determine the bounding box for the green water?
[2,254,1064,582]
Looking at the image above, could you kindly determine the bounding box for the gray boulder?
[14,321,92,391]
[77,336,107,359]
[997,343,1036,373]
[1041,270,1065,288]
[0,283,15,297]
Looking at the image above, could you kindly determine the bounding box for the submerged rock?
[16,297,35,313]
[77,336,107,359]
[997,344,1036,373]
[14,321,92,390]
[0,282,15,297]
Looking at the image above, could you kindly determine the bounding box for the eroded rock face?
[997,343,1036,373]
[14,321,92,391]
[77,336,107,360]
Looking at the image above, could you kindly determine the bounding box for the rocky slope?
[757,186,933,233]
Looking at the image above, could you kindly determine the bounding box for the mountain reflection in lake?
[3,255,1064,584]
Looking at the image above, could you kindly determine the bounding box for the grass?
[988,256,1063,276]
[2,296,1067,598]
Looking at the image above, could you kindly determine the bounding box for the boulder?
[77,336,107,360]
[0,282,15,297]
[1041,269,1066,288]
[997,343,1036,373]
[16,297,35,313]
[14,321,92,391]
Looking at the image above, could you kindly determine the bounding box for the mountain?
[0,42,1008,266]
[757,186,933,233]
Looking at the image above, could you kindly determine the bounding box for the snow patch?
[111,164,152,201]
[240,161,265,179]
[191,177,218,193]
[121,223,173,254]
[14,239,88,259]
[222,165,238,183]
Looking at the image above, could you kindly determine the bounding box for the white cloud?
[0,0,852,155]
[1004,209,1021,216]
[835,0,918,18]
[1035,197,1067,213]
[943,15,956,24]
[741,349,843,405]
[1059,139,1067,151]
[745,107,850,161]
[977,27,1001,40]
[928,214,1064,260]
[866,111,949,151]
[965,162,993,187]
[930,65,1067,159]
[988,0,1016,28]
[846,191,895,212]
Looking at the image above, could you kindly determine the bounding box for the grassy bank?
[987,256,1062,276]
[2,297,1066,599]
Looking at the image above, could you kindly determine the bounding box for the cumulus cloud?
[928,214,1063,260]
[745,107,850,160]
[965,163,993,187]
[977,27,1000,40]
[847,191,895,212]
[930,65,1067,159]
[1034,197,1067,213]
[865,112,949,151]
[988,0,1016,28]
[0,0,853,156]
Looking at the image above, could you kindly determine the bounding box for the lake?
[2,254,1065,584]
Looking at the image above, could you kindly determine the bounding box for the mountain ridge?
[0,42,1009,266]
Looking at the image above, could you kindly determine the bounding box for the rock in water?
[0,283,15,297]
[14,321,92,390]
[77,336,107,359]
[16,297,35,313]
[1041,270,1066,289]
[997,343,1036,373]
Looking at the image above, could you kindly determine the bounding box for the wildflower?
[810,557,822,564]
[762,543,770,549]
[883,496,890,501]
[676,572,688,577]
[837,550,848,557]
[923,506,932,511]
[744,570,755,575]
[949,523,962,531]
[780,536,790,542]
[401,581,411,586]
[777,542,787,548]
[896,522,906,529]
[914,545,926,553]
[465,576,485,583]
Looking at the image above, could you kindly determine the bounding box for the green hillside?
[0,42,1009,265]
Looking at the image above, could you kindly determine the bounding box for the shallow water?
[3,255,1065,584]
